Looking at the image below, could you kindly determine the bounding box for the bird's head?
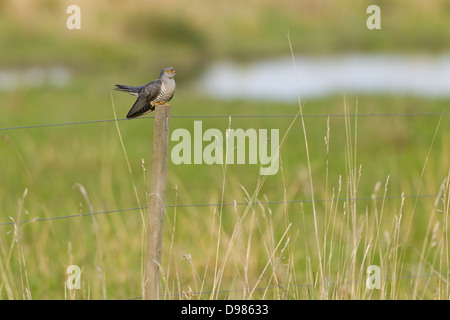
[160,67,176,80]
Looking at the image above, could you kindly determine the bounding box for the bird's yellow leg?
[154,102,170,108]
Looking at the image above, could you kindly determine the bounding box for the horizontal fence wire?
[119,270,450,300]
[0,193,438,226]
[164,270,450,299]
[1,111,450,131]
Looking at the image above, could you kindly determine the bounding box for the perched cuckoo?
[115,67,176,118]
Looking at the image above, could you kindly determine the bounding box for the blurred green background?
[1,0,450,299]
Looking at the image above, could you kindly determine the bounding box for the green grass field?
[0,0,449,299]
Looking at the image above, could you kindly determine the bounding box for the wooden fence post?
[144,104,171,300]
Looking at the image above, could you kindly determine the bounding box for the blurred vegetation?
[0,0,449,299]
[1,0,450,77]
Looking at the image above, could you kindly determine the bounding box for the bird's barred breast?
[152,81,175,104]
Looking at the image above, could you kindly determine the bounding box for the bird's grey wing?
[142,79,162,102]
[125,80,162,118]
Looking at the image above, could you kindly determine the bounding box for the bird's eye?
[166,70,170,73]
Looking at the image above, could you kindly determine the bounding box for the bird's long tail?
[114,84,140,93]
